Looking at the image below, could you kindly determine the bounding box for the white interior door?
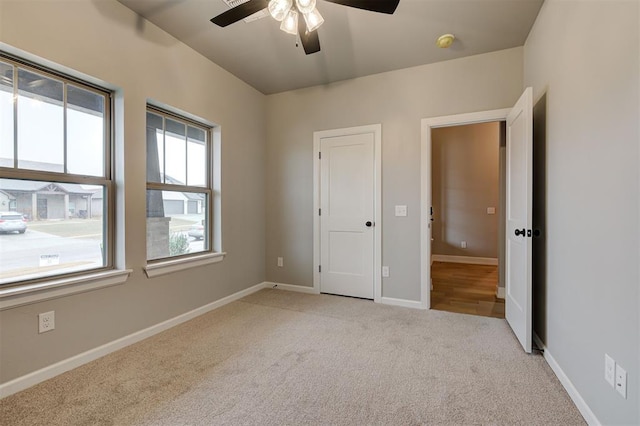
[319,132,375,299]
[505,87,533,353]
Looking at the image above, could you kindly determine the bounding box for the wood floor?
[430,261,505,319]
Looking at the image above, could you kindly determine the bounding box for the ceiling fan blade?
[210,0,269,27]
[323,0,400,14]
[298,18,321,55]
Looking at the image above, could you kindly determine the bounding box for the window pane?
[0,61,13,168]
[17,69,64,172]
[164,118,186,184]
[146,112,163,184]
[67,85,105,177]
[187,126,206,187]
[0,178,106,285]
[146,189,207,261]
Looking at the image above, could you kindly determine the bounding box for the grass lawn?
[28,217,199,239]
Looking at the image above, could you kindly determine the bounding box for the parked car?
[188,223,204,240]
[0,212,27,234]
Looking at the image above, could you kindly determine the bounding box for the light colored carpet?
[1,289,584,425]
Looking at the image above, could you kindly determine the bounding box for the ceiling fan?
[210,0,400,55]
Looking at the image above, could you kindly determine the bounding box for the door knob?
[365,221,373,227]
[515,228,525,237]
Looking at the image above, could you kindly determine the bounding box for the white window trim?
[0,50,126,308]
[144,103,223,270]
[143,252,226,278]
[0,269,131,310]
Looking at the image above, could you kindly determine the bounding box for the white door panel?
[328,232,365,274]
[320,133,375,299]
[505,87,533,353]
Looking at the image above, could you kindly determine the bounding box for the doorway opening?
[420,108,511,311]
[429,121,506,319]
[422,91,534,352]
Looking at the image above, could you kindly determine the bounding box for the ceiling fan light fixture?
[268,0,292,21]
[211,0,402,55]
[303,7,324,32]
[280,8,299,34]
[295,0,316,14]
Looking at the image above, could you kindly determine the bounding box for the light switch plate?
[395,205,407,217]
[604,354,615,387]
[487,207,496,215]
[382,266,389,278]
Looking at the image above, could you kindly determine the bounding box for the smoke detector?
[436,34,455,48]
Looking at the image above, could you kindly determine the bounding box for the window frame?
[0,52,117,290]
[145,105,215,265]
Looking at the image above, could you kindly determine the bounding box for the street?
[0,216,205,284]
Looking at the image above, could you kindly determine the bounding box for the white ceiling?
[117,0,544,94]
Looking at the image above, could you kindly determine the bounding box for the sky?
[1,89,205,186]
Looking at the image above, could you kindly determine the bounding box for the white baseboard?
[0,282,266,399]
[431,255,498,265]
[263,282,319,294]
[496,286,505,299]
[380,296,425,310]
[533,333,600,426]
[264,283,422,310]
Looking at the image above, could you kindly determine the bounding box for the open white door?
[505,87,533,353]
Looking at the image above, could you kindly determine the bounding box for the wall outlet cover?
[38,311,55,333]
[382,266,390,278]
[615,364,627,398]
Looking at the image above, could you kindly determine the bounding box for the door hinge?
[319,265,321,273]
[319,152,321,159]
[319,208,321,216]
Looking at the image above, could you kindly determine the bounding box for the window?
[0,54,113,287]
[146,106,213,262]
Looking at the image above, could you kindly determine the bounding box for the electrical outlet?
[461,241,467,249]
[277,257,283,267]
[604,354,615,387]
[382,266,389,278]
[615,364,627,398]
[38,311,55,333]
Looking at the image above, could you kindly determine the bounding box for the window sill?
[0,269,132,310]
[144,252,226,278]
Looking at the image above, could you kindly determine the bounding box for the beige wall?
[266,48,523,301]
[525,0,639,424]
[0,0,266,383]
[431,122,499,259]
[0,1,636,424]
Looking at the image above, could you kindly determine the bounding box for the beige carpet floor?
[1,289,584,425]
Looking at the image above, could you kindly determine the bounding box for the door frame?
[313,124,382,302]
[420,109,510,309]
